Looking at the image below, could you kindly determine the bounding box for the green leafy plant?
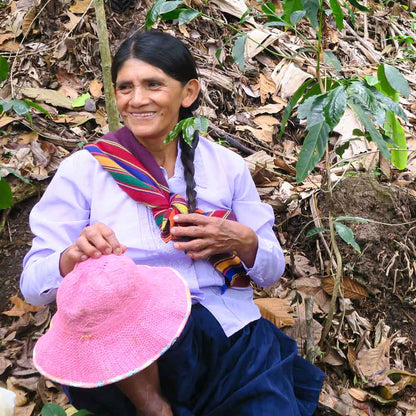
[42,402,93,416]
[164,116,208,146]
[0,57,50,122]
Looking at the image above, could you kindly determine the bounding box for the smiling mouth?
[130,112,156,119]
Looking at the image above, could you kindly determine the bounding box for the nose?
[130,86,149,106]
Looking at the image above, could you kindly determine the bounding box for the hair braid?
[179,108,199,213]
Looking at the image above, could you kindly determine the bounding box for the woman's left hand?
[171,213,258,268]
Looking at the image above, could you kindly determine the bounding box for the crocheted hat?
[33,254,191,388]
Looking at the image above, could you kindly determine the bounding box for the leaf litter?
[0,0,416,414]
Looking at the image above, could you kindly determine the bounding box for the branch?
[93,0,121,132]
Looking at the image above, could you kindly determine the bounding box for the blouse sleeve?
[231,159,285,288]
[20,152,92,306]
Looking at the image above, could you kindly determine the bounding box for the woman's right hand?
[59,222,127,277]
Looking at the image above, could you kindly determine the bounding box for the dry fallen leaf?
[0,116,17,129]
[0,40,20,52]
[6,378,27,407]
[254,298,295,328]
[69,0,92,14]
[21,87,73,109]
[3,296,43,317]
[322,276,369,299]
[15,403,36,416]
[358,339,390,379]
[89,79,103,98]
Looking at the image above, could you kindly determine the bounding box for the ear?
[181,79,200,108]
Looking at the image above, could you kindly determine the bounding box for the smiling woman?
[20,31,324,416]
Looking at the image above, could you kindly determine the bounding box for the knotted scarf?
[84,127,250,292]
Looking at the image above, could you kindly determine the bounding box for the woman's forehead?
[116,58,171,80]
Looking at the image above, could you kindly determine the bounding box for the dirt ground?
[0,196,37,312]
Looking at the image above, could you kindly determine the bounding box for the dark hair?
[112,31,200,211]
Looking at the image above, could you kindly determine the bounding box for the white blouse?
[21,137,285,336]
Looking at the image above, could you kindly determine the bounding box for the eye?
[148,80,162,89]
[116,83,133,94]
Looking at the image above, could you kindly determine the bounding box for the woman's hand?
[59,222,126,277]
[171,213,258,268]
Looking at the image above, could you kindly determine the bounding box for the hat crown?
[57,255,142,334]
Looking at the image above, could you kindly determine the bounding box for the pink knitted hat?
[33,254,191,388]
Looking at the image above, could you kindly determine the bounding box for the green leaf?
[0,165,31,184]
[301,0,320,28]
[323,50,342,73]
[380,64,410,98]
[302,94,328,128]
[323,86,347,129]
[296,121,330,182]
[385,111,408,170]
[0,98,12,112]
[215,47,224,67]
[41,403,67,416]
[71,93,91,108]
[306,227,329,237]
[11,99,30,115]
[193,116,209,134]
[329,0,344,30]
[334,222,361,252]
[232,35,247,72]
[165,118,185,144]
[349,101,391,161]
[282,0,303,23]
[290,10,306,25]
[178,9,200,25]
[181,117,194,146]
[24,99,51,117]
[364,75,379,87]
[72,411,94,416]
[238,6,253,24]
[0,177,13,209]
[160,1,184,14]
[146,0,167,30]
[336,216,368,223]
[346,0,371,12]
[377,63,398,98]
[0,56,9,82]
[279,78,315,139]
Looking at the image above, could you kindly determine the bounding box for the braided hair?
[112,31,201,212]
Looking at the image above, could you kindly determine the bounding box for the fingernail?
[173,243,179,249]
[93,251,101,258]
[115,247,121,255]
[105,248,111,254]
[80,255,88,261]
[171,227,176,234]
[173,215,178,221]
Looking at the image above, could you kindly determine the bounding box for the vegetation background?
[0,0,415,414]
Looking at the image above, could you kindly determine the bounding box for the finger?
[98,224,123,254]
[171,225,208,239]
[173,238,213,253]
[60,245,89,276]
[185,248,213,260]
[76,233,105,258]
[173,213,210,225]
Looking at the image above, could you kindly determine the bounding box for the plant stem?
[93,0,121,132]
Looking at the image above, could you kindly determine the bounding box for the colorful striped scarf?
[84,128,250,292]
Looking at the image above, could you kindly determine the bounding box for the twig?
[363,0,369,40]
[310,192,337,270]
[305,296,316,363]
[93,0,121,132]
[344,21,381,63]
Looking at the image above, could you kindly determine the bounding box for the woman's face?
[115,59,199,147]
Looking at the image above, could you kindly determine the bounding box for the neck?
[137,137,178,176]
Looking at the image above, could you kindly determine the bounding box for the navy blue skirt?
[63,304,324,415]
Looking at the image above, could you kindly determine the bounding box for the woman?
[21,31,324,415]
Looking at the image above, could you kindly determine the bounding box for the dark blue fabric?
[63,304,325,416]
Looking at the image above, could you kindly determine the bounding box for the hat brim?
[33,265,191,388]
